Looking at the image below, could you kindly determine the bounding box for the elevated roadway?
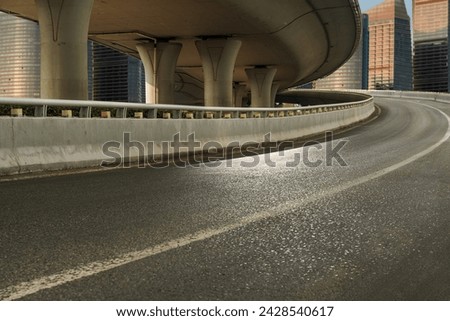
[0,0,361,104]
[1,95,449,300]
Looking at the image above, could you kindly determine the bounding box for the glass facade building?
[0,12,145,102]
[0,12,40,98]
[314,14,369,90]
[366,0,412,90]
[413,0,450,92]
[91,43,145,103]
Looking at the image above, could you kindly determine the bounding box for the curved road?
[1,97,449,300]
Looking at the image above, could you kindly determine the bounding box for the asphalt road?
[0,97,449,300]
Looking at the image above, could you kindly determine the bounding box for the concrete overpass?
[0,0,361,106]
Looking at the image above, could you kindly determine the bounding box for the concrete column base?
[195,38,241,107]
[36,0,93,100]
[137,42,182,104]
[245,67,277,107]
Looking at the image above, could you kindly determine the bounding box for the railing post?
[116,108,127,118]
[146,108,157,119]
[34,105,48,117]
[79,106,92,118]
[172,110,180,119]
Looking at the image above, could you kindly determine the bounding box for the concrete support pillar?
[233,83,247,107]
[271,82,281,107]
[36,0,93,99]
[245,67,277,107]
[195,38,241,107]
[137,42,182,104]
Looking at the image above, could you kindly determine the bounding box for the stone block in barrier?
[62,110,73,118]
[11,108,23,117]
[101,111,111,118]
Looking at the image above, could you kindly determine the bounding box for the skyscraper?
[0,12,145,102]
[413,0,449,92]
[91,43,145,103]
[314,14,369,90]
[0,12,40,98]
[366,0,412,90]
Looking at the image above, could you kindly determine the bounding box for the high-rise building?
[314,14,369,90]
[0,12,40,98]
[91,43,145,103]
[413,0,450,92]
[0,12,145,102]
[366,0,412,90]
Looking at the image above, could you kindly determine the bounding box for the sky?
[358,0,413,16]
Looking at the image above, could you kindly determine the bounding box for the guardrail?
[0,91,375,175]
[367,90,450,103]
[0,94,373,120]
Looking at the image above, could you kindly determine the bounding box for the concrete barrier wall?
[279,90,371,105]
[368,90,450,103]
[0,99,374,175]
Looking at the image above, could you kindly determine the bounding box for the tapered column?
[233,83,247,107]
[245,67,277,107]
[195,38,241,107]
[137,42,182,104]
[36,0,93,99]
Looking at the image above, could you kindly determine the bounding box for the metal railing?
[0,94,373,120]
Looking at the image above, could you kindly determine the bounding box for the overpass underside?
[0,0,361,106]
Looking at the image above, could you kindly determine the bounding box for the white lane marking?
[1,102,449,301]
